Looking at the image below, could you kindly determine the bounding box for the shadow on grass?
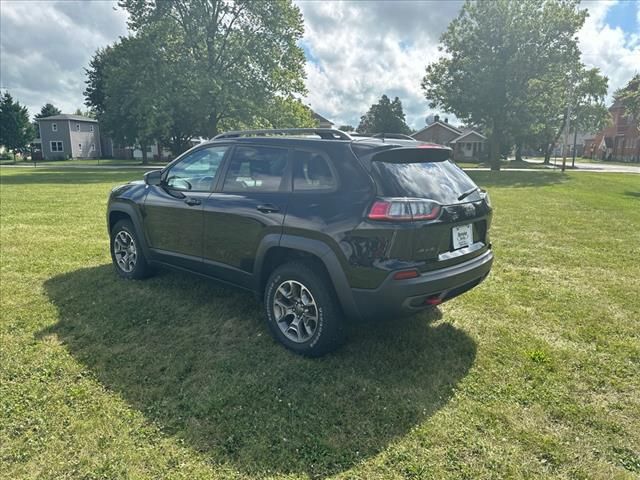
[624,191,640,199]
[41,265,476,478]
[467,170,569,188]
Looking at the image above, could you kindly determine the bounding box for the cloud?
[0,0,128,118]
[300,0,640,130]
[578,0,640,98]
[1,0,637,129]
[297,1,463,130]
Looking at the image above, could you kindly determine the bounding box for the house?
[312,111,334,129]
[37,114,101,160]
[552,129,596,157]
[411,115,486,161]
[588,100,639,162]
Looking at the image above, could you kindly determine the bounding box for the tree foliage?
[35,103,61,119]
[422,0,592,169]
[357,95,411,134]
[86,0,307,158]
[0,91,34,159]
[614,74,640,127]
[338,125,355,132]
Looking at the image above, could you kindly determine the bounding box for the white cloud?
[0,0,128,118]
[297,1,463,130]
[578,0,640,99]
[1,0,637,128]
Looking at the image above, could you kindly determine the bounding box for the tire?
[264,262,345,357]
[110,219,153,280]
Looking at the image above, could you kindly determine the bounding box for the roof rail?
[213,128,353,141]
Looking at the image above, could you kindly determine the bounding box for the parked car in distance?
[107,128,493,356]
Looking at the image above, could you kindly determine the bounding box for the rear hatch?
[361,145,492,271]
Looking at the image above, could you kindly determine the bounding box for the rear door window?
[292,151,336,191]
[373,158,479,204]
[222,146,289,192]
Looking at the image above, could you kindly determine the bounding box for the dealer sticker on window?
[452,223,473,250]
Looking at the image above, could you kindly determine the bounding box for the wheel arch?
[255,234,360,319]
[107,202,151,259]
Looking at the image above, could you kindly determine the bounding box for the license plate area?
[452,223,473,250]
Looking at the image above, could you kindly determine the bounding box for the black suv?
[107,128,493,356]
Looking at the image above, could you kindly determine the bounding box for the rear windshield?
[372,159,480,204]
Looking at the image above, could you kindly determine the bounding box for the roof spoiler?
[372,145,452,163]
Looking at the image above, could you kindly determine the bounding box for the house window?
[52,123,57,132]
[91,143,95,152]
[78,144,82,152]
[76,123,81,132]
[90,125,94,132]
[51,141,63,152]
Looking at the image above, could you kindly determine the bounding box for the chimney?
[445,118,449,123]
[434,114,440,122]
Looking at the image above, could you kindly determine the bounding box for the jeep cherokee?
[107,128,493,356]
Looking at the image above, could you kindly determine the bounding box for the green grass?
[1,167,639,479]
[30,158,167,167]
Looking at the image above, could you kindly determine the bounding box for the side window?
[165,145,229,192]
[222,146,288,192]
[293,151,336,191]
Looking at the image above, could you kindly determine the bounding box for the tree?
[614,74,640,127]
[357,95,411,134]
[525,65,609,164]
[338,125,355,132]
[35,103,61,119]
[117,0,307,138]
[422,0,588,170]
[0,92,34,161]
[86,32,170,164]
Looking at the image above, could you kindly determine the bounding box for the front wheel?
[110,219,153,279]
[264,262,344,357]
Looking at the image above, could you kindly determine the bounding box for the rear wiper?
[457,186,481,201]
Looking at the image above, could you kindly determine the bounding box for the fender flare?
[254,234,361,319]
[107,202,152,260]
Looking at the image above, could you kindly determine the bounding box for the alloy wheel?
[113,230,137,273]
[273,280,319,343]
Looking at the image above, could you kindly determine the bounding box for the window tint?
[293,151,336,191]
[373,159,479,204]
[223,146,288,192]
[165,145,228,191]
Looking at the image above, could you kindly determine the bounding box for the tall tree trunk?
[544,145,552,164]
[489,133,501,171]
[515,143,523,162]
[141,144,149,165]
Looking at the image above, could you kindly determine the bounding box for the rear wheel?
[264,262,344,357]
[110,219,152,279]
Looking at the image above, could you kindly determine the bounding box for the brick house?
[588,101,640,162]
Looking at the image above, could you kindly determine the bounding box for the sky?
[1,0,638,130]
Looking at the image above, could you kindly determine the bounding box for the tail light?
[367,198,440,221]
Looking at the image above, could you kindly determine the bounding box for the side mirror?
[144,170,163,186]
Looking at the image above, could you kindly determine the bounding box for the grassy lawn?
[1,167,639,479]
[34,158,167,167]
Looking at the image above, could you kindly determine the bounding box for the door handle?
[184,197,201,206]
[256,204,280,213]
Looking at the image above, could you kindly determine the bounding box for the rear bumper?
[350,249,493,319]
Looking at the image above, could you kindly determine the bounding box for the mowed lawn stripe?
[1,167,639,479]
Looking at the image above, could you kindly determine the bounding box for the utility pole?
[561,102,571,172]
[572,127,578,168]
